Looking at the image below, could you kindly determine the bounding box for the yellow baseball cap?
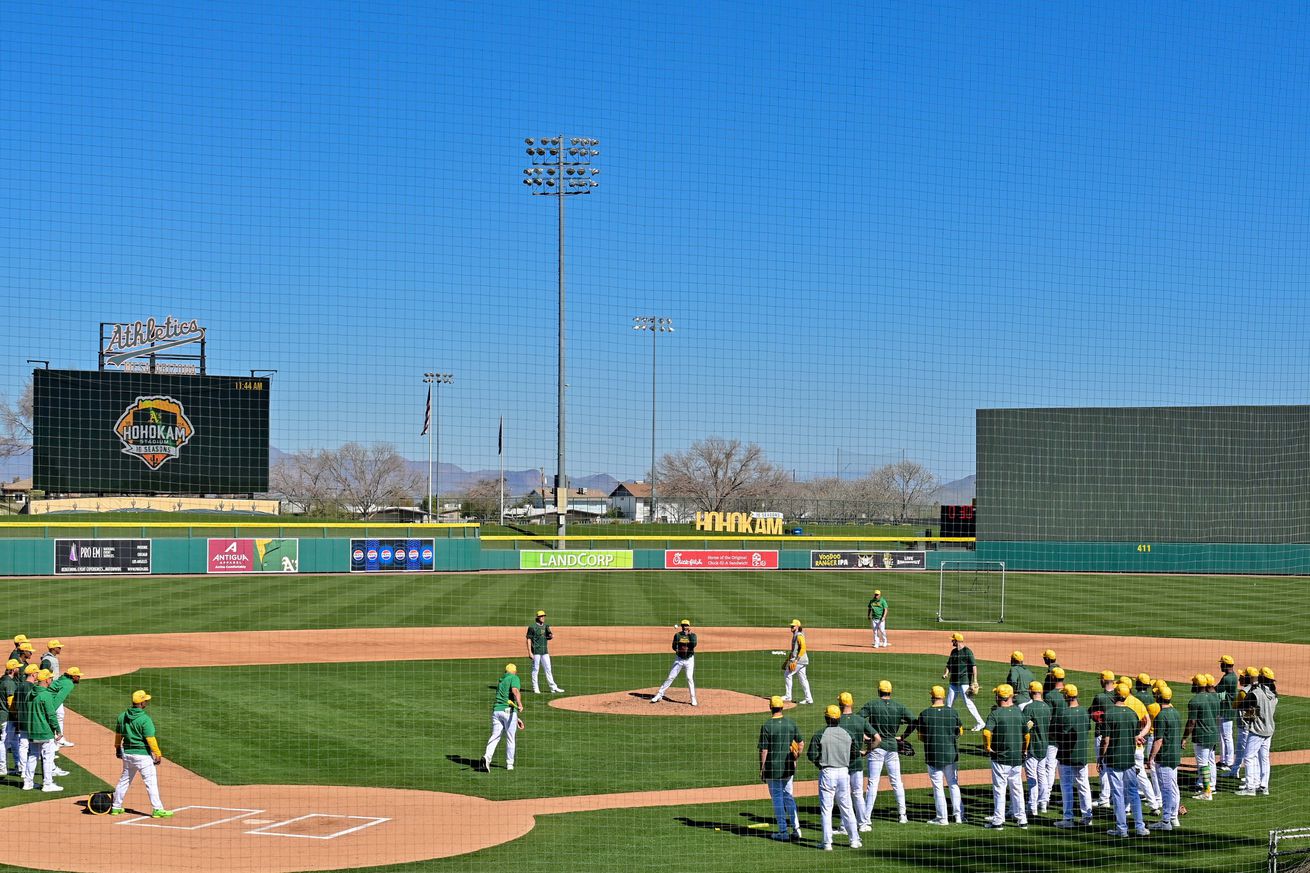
[825,704,842,720]
[1136,673,1151,686]
[995,684,1013,698]
[1051,667,1066,679]
[1151,679,1166,691]
[1192,673,1206,686]
[1118,675,1132,686]
[1028,681,1043,693]
[1219,654,1234,666]
[1203,673,1216,687]
[17,643,32,653]
[790,619,802,628]
[1011,651,1024,663]
[951,632,964,642]
[3,660,17,670]
[1159,687,1173,702]
[35,669,51,682]
[1114,683,1130,699]
[11,635,27,645]
[535,610,546,617]
[22,665,38,675]
[65,667,82,678]
[1063,683,1079,698]
[873,589,881,596]
[680,619,691,626]
[505,663,517,674]
[838,691,854,706]
[1100,670,1116,682]
[131,690,151,704]
[47,640,62,650]
[770,695,785,709]
[878,680,893,694]
[930,685,946,699]
[1147,702,1161,718]
[1260,666,1276,680]
[1043,649,1057,661]
[1244,666,1260,678]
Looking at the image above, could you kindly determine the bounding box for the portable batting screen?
[32,369,270,494]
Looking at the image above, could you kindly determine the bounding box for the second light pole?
[632,316,673,523]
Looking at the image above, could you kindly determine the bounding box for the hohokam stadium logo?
[113,396,195,470]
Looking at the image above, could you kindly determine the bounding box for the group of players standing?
[0,635,80,792]
[758,632,1280,849]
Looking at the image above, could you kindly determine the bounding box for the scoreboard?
[33,369,270,495]
[940,504,976,539]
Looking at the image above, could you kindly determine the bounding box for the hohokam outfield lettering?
[693,512,784,536]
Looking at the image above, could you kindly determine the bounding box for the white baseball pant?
[1058,763,1092,822]
[112,753,163,811]
[14,732,30,786]
[1105,766,1143,834]
[1134,745,1160,809]
[0,722,12,776]
[817,768,859,848]
[944,684,984,727]
[1157,764,1179,823]
[531,654,560,693]
[483,709,519,768]
[1242,734,1272,792]
[1025,752,1050,814]
[864,746,906,823]
[26,739,58,789]
[991,761,1027,825]
[1229,726,1249,778]
[927,763,963,823]
[1041,744,1059,808]
[871,617,887,647]
[1218,718,1235,768]
[847,768,867,827]
[1194,746,1216,792]
[782,664,811,703]
[654,656,695,704]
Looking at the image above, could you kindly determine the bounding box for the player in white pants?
[110,690,171,817]
[861,679,912,825]
[837,692,873,834]
[942,633,985,730]
[1022,682,1055,815]
[526,611,563,694]
[651,621,697,706]
[781,620,812,705]
[867,590,889,648]
[482,664,524,771]
[808,706,861,850]
[1236,668,1277,796]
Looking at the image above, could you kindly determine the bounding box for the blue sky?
[4,2,1310,483]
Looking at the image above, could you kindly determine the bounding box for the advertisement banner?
[664,549,779,570]
[207,538,299,574]
[54,539,151,575]
[810,550,927,570]
[349,538,435,573]
[520,550,634,570]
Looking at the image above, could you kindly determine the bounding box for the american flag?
[498,416,503,455]
[421,384,431,436]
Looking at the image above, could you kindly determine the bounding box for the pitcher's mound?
[549,688,793,716]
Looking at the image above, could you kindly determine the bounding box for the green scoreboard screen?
[976,405,1310,544]
[33,369,270,495]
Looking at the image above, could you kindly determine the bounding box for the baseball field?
[0,567,1302,873]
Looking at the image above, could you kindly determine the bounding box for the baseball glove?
[784,660,796,673]
[969,682,979,696]
[896,738,915,757]
[789,739,803,758]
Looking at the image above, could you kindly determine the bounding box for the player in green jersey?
[759,695,803,841]
[1050,683,1094,828]
[1148,687,1183,829]
[1100,685,1150,837]
[837,691,876,835]
[526,610,564,694]
[1216,655,1239,770]
[859,679,913,825]
[1005,652,1036,710]
[1184,673,1220,799]
[480,664,525,772]
[1023,681,1054,816]
[982,684,1030,829]
[942,633,985,731]
[905,685,964,825]
[866,589,889,648]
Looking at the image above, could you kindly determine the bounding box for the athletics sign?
[207,538,300,574]
[100,315,207,375]
[520,550,634,570]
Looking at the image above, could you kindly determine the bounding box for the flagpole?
[423,375,434,522]
[498,416,505,526]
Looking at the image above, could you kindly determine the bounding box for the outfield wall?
[977,541,1310,574]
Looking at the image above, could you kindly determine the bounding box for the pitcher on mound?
[651,620,697,706]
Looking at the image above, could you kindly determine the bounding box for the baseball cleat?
[109,808,124,815]
[1135,827,1150,836]
[821,845,833,851]
[858,823,872,833]
[56,739,74,747]
[984,820,1003,829]
[849,840,862,850]
[40,784,63,793]
[52,768,70,777]
[1053,819,1077,828]
[649,696,662,704]
[770,833,789,842]
[1234,788,1257,796]
[971,724,985,732]
[1106,828,1128,837]
[898,815,909,824]
[551,687,564,693]
[20,783,32,791]
[1018,822,1029,829]
[1155,821,1173,831]
[150,809,174,818]
[1191,792,1213,801]
[1258,787,1269,795]
[925,818,948,826]
[792,827,803,840]
[506,764,514,771]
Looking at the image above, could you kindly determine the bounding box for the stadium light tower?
[522,135,601,545]
[632,316,673,523]
[423,372,453,521]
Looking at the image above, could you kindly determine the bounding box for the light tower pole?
[632,316,673,523]
[522,135,600,545]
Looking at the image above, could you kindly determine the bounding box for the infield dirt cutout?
[0,625,1302,873]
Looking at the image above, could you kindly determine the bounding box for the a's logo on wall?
[113,396,195,469]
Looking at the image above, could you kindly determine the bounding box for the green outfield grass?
[66,653,1308,802]
[4,570,1301,644]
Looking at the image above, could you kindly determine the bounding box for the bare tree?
[874,459,938,522]
[656,437,792,513]
[0,381,33,461]
[460,476,506,520]
[270,450,344,517]
[324,442,422,519]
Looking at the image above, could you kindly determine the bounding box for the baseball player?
[759,695,803,842]
[1049,682,1094,828]
[480,663,525,771]
[781,620,812,705]
[39,641,73,747]
[7,636,28,665]
[1088,670,1118,808]
[526,611,564,694]
[110,690,172,817]
[1227,666,1259,779]
[1216,655,1238,771]
[837,691,875,834]
[866,589,889,648]
[1005,652,1036,710]
[1147,685,1183,830]
[1100,684,1150,837]
[982,684,1029,829]
[860,679,912,825]
[1183,673,1219,800]
[0,659,19,778]
[1115,678,1161,818]
[44,668,78,779]
[25,670,63,793]
[15,642,33,671]
[1235,667,1277,796]
[1024,681,1054,816]
[807,704,862,850]
[905,685,964,825]
[651,620,697,706]
[12,664,39,790]
[1041,649,1061,694]
[942,633,985,731]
